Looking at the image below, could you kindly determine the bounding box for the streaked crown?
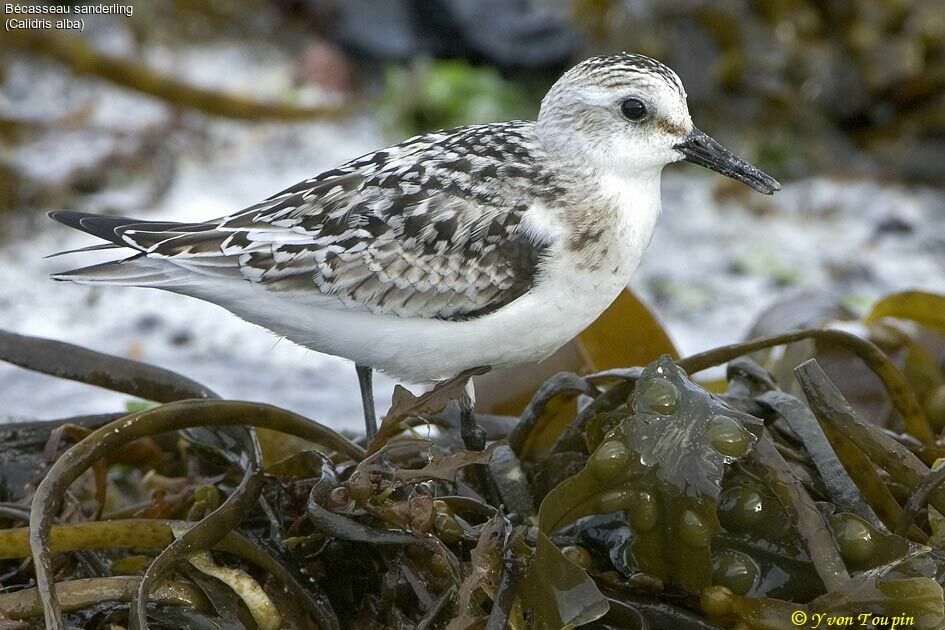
[562,53,686,96]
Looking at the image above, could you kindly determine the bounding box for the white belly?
[244,265,631,382]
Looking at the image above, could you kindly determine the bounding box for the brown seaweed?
[0,329,218,403]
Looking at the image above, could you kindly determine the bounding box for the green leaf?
[865,291,945,336]
[125,399,160,413]
[519,532,609,629]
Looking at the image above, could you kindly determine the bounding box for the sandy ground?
[2,44,944,431]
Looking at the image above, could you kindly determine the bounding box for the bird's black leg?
[457,380,503,506]
[355,364,377,440]
[458,380,486,452]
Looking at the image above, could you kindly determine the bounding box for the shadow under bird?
[48,53,780,443]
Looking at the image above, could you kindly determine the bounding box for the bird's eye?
[620,97,647,121]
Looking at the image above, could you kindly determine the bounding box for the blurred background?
[1,0,944,429]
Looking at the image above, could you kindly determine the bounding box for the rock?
[299,0,580,73]
[872,214,915,238]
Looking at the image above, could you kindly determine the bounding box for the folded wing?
[50,123,553,321]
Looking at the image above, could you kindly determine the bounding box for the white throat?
[600,169,663,273]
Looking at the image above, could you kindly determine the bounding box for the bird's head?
[537,53,781,195]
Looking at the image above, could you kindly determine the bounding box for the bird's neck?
[559,168,664,274]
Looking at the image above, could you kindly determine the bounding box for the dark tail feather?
[47,211,191,287]
[44,243,120,258]
[47,211,148,248]
[47,211,210,251]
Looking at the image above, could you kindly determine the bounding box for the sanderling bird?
[49,54,779,443]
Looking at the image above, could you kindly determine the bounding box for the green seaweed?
[714,474,824,601]
[0,576,211,620]
[521,355,763,627]
[795,360,945,518]
[128,429,265,630]
[749,435,850,591]
[679,327,935,444]
[2,289,945,628]
[27,400,364,629]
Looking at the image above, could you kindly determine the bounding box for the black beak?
[675,127,781,195]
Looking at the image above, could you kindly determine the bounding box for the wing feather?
[111,123,557,319]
